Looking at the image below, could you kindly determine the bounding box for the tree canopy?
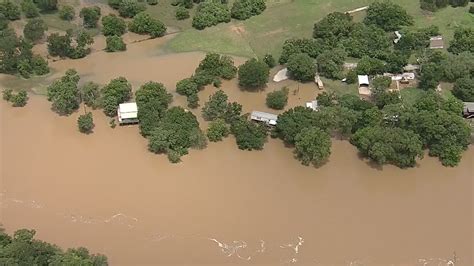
[135,81,172,136]
[266,87,288,110]
[238,58,269,90]
[23,18,48,43]
[230,118,267,150]
[47,69,81,115]
[363,1,414,31]
[192,2,230,30]
[80,6,101,28]
[294,127,331,167]
[101,77,132,117]
[448,27,474,54]
[287,53,316,82]
[102,14,127,36]
[128,12,166,38]
[202,90,228,121]
[231,0,266,20]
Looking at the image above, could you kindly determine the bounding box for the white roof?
[118,102,138,119]
[358,75,369,86]
[251,111,278,121]
[306,100,318,110]
[273,68,289,82]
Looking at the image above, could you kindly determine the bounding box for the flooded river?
[0,37,473,266]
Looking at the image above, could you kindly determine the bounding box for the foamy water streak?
[208,238,252,261]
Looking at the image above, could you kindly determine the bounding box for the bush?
[207,118,229,142]
[192,2,230,30]
[231,0,266,20]
[2,89,13,101]
[6,90,28,107]
[287,53,316,82]
[102,14,127,36]
[263,54,275,68]
[106,35,126,52]
[230,118,267,150]
[108,0,122,9]
[47,69,81,115]
[470,6,474,14]
[21,0,39,18]
[364,1,414,31]
[35,0,58,12]
[128,12,166,38]
[147,0,158,5]
[23,18,48,43]
[266,87,288,110]
[59,5,75,21]
[452,77,474,102]
[238,58,269,90]
[77,112,94,133]
[31,55,49,75]
[202,90,228,121]
[80,6,101,28]
[118,0,145,18]
[175,6,189,20]
[0,1,21,20]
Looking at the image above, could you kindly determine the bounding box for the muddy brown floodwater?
[1,36,473,266]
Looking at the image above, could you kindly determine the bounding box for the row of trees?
[47,29,94,59]
[0,228,108,265]
[420,0,470,12]
[0,0,58,21]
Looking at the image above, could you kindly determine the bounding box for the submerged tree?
[47,69,81,115]
[294,127,331,167]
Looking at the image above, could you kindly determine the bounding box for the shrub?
[23,18,48,43]
[266,87,289,110]
[59,5,75,21]
[21,0,39,18]
[31,55,49,75]
[294,127,331,167]
[78,112,94,133]
[231,0,266,20]
[2,89,13,101]
[128,12,166,38]
[263,54,276,68]
[10,90,28,107]
[207,118,229,142]
[102,14,127,36]
[105,35,126,52]
[35,0,58,12]
[175,6,189,20]
[230,118,267,150]
[81,82,101,108]
[147,0,158,5]
[287,53,316,82]
[237,58,269,90]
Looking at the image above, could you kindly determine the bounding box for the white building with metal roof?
[117,102,139,125]
[250,111,278,126]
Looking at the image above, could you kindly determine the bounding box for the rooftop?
[429,36,444,49]
[358,75,369,86]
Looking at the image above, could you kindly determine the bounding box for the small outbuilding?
[117,102,139,125]
[306,100,319,111]
[314,75,324,89]
[273,68,289,82]
[358,75,371,96]
[429,36,444,49]
[463,102,474,118]
[250,111,278,126]
[394,31,402,44]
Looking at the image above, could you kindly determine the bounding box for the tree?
[263,54,275,68]
[276,106,319,144]
[202,90,228,121]
[448,0,469,7]
[47,69,81,115]
[49,247,108,266]
[47,31,72,57]
[395,26,439,52]
[287,53,316,82]
[448,27,474,54]
[279,38,324,64]
[11,90,28,107]
[128,12,167,38]
[266,87,288,110]
[30,54,49,75]
[147,0,158,5]
[224,101,242,124]
[80,6,101,28]
[68,30,94,59]
[176,77,198,96]
[442,52,474,82]
[118,0,145,18]
[175,6,190,20]
[313,12,353,46]
[420,0,449,11]
[207,118,229,142]
[196,53,237,80]
[364,1,414,31]
[47,30,93,59]
[356,56,385,75]
[101,77,132,117]
[316,91,338,107]
[2,88,13,101]
[316,48,346,79]
[294,127,331,167]
[35,0,58,12]
[108,0,121,9]
[452,77,474,102]
[351,126,424,168]
[231,0,266,20]
[418,63,441,90]
[192,2,231,30]
[80,81,100,108]
[0,13,8,30]
[342,23,391,58]
[371,76,400,109]
[384,50,410,73]
[58,5,75,20]
[135,81,172,136]
[21,0,39,18]
[230,118,267,150]
[102,14,126,36]
[0,0,21,20]
[148,106,202,162]
[238,58,269,89]
[77,112,94,133]
[23,18,48,43]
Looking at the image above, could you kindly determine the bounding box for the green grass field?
[164,0,474,58]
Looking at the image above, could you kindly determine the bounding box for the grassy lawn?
[164,0,474,58]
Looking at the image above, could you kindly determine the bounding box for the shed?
[358,75,369,86]
[250,111,278,126]
[117,102,139,125]
[463,102,474,118]
[273,68,289,82]
[403,64,420,72]
[394,31,402,44]
[429,36,444,49]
